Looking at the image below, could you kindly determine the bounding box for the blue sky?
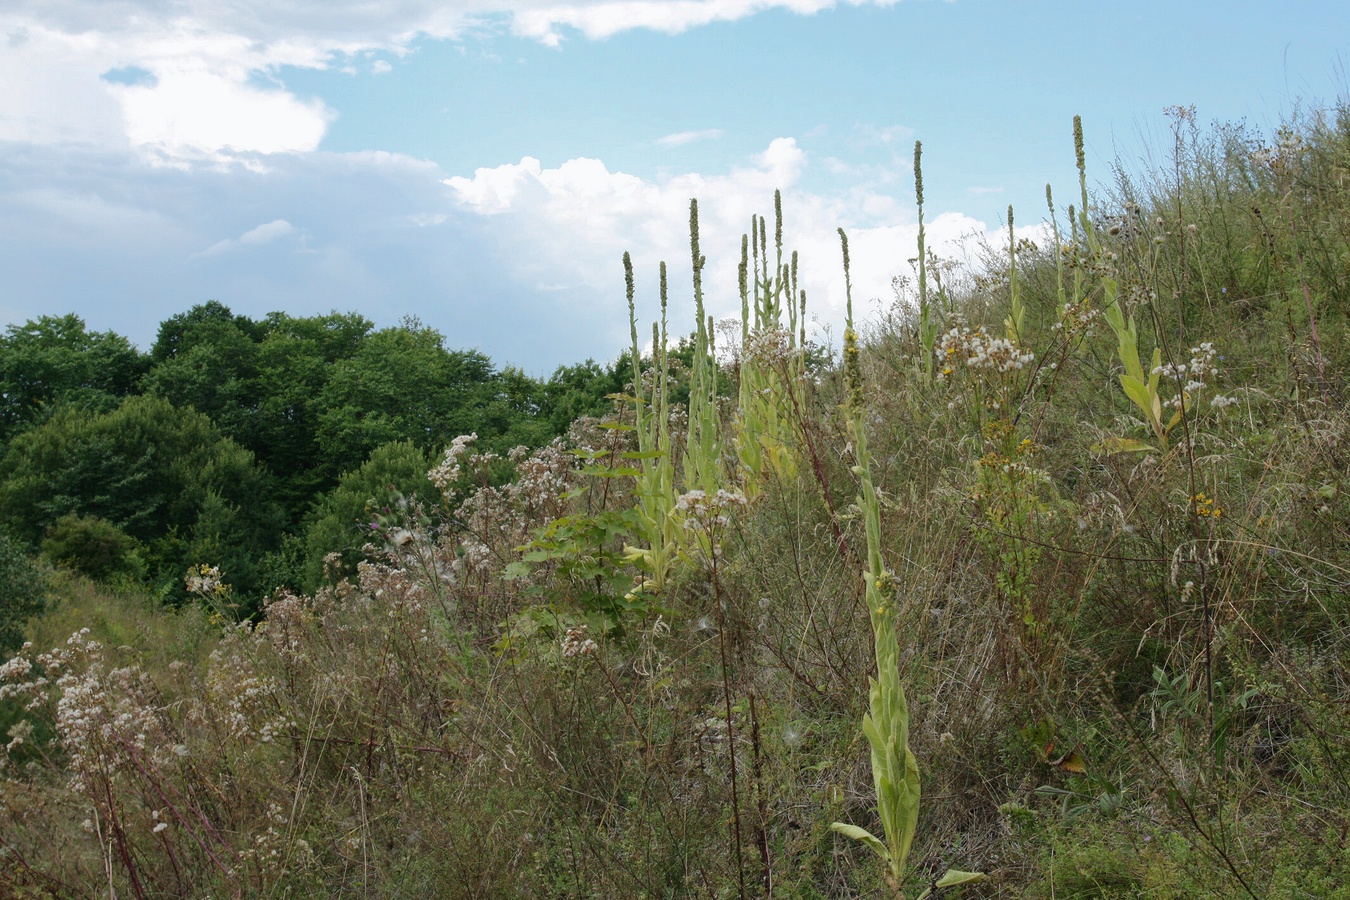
[2,0,1347,372]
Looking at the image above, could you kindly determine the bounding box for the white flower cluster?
[1154,342,1232,409]
[185,565,224,597]
[675,488,748,530]
[1250,129,1305,172]
[205,647,293,745]
[0,629,190,783]
[428,432,479,496]
[937,325,1034,377]
[743,327,794,369]
[1051,299,1101,338]
[560,624,598,658]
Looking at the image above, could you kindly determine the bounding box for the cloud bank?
[2,0,902,159]
[444,137,1032,351]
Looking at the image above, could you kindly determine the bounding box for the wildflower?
[1191,493,1222,518]
[560,625,598,658]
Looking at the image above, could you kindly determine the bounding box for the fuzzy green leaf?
[1119,375,1155,422]
[1094,436,1156,455]
[935,869,986,888]
[829,823,890,862]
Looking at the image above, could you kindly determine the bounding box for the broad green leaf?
[1119,375,1154,421]
[502,561,533,579]
[829,822,890,862]
[935,869,986,888]
[1165,404,1183,434]
[620,545,651,563]
[1093,436,1156,455]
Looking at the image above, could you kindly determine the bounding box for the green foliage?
[507,506,644,618]
[0,394,282,604]
[315,318,500,474]
[0,313,148,443]
[539,358,628,433]
[301,439,436,590]
[144,304,378,522]
[40,513,143,584]
[0,529,45,654]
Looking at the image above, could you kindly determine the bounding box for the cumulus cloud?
[443,137,1035,350]
[113,69,332,156]
[1,1,902,157]
[509,0,904,44]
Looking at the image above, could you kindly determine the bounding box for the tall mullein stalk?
[914,142,938,380]
[1072,116,1178,453]
[832,231,983,898]
[685,199,722,494]
[1046,185,1068,313]
[1005,205,1025,344]
[734,192,802,498]
[625,253,680,590]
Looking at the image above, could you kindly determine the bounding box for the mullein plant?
[735,191,806,499]
[684,199,723,495]
[1071,115,1182,453]
[620,202,727,593]
[832,229,983,898]
[1004,205,1026,344]
[623,252,682,593]
[914,142,940,381]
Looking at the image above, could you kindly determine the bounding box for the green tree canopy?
[144,305,378,522]
[538,357,628,434]
[302,440,436,590]
[0,395,282,604]
[0,314,148,443]
[314,319,500,474]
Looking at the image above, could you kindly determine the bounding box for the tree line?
[0,302,628,616]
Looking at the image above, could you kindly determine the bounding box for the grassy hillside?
[2,102,1348,898]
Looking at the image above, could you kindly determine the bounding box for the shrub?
[40,513,143,585]
[0,530,45,654]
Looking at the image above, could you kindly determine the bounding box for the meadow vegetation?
[2,100,1350,897]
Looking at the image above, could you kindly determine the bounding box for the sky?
[2,0,1347,373]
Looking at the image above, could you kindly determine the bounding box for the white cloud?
[443,137,1030,349]
[656,128,724,148]
[113,68,332,156]
[1,1,903,158]
[240,219,297,244]
[199,218,299,256]
[509,0,900,45]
